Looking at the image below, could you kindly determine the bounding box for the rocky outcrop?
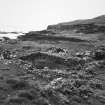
[18,31,87,42]
[19,52,86,70]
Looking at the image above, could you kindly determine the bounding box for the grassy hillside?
[0,15,105,105]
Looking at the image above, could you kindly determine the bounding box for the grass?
[0,34,105,105]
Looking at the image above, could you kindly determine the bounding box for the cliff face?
[47,15,105,34]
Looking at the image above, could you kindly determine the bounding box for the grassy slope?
[0,41,105,105]
[0,15,105,105]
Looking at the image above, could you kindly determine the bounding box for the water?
[0,33,24,39]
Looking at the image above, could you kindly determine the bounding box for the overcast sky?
[0,0,105,32]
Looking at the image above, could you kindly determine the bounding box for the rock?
[94,50,105,60]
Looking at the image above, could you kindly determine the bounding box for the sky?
[0,0,105,32]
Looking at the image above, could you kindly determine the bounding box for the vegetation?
[0,15,105,105]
